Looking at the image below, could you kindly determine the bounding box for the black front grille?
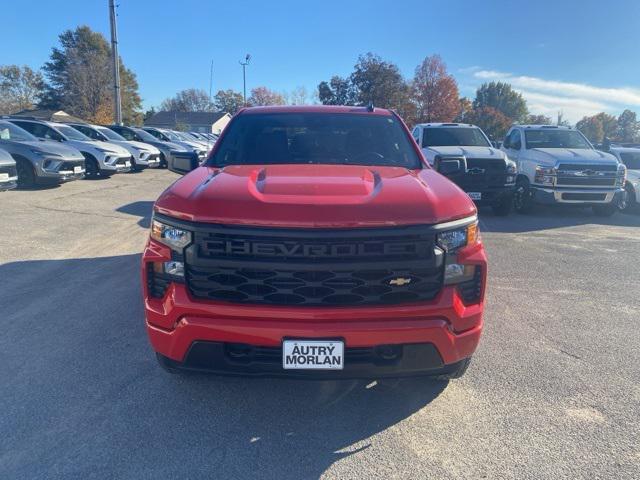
[457,158,508,189]
[185,224,444,306]
[0,164,17,177]
[60,160,84,170]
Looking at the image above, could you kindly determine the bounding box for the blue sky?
[4,0,640,122]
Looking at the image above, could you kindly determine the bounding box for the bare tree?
[160,89,215,112]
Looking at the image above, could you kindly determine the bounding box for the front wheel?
[619,183,638,214]
[593,203,617,217]
[492,195,513,216]
[514,179,534,214]
[84,155,99,179]
[16,158,36,188]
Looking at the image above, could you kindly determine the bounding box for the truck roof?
[514,124,573,130]
[414,123,476,128]
[239,105,393,116]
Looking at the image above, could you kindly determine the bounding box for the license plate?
[468,192,482,200]
[282,340,344,370]
[74,166,83,173]
[0,173,8,180]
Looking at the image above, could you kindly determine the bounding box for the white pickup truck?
[606,146,640,213]
[501,125,626,216]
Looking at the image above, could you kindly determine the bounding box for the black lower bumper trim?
[158,341,465,379]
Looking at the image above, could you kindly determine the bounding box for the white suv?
[501,125,625,216]
[10,118,132,178]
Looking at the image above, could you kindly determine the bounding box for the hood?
[424,146,505,160]
[530,148,618,164]
[155,141,189,152]
[126,140,160,154]
[154,164,475,228]
[70,140,130,156]
[10,139,84,159]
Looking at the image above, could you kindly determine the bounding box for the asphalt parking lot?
[1,170,639,479]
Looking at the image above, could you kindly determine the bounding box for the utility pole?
[109,0,122,124]
[239,54,251,106]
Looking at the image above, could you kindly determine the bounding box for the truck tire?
[432,357,471,381]
[593,203,617,217]
[514,178,534,214]
[619,183,638,214]
[16,158,36,188]
[492,195,513,216]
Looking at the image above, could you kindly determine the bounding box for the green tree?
[412,55,460,123]
[464,107,512,141]
[143,106,157,123]
[41,25,142,124]
[213,89,244,114]
[0,65,45,114]
[473,81,528,122]
[160,88,215,112]
[616,109,639,142]
[318,75,356,105]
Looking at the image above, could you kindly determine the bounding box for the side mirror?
[437,158,464,176]
[168,152,199,175]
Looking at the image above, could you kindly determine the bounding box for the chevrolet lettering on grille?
[207,239,421,258]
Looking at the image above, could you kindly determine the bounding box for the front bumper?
[0,176,18,191]
[465,185,515,204]
[142,240,486,377]
[531,186,624,205]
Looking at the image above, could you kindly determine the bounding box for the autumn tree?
[576,115,605,143]
[41,26,142,124]
[455,97,473,122]
[412,55,460,123]
[616,109,639,142]
[525,114,553,125]
[213,89,244,114]
[249,86,286,106]
[464,107,512,141]
[0,65,45,114]
[473,81,528,123]
[160,88,214,112]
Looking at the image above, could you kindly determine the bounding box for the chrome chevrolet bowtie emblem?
[389,277,412,286]
[467,167,485,174]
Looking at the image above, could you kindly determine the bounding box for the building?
[11,109,87,124]
[144,111,231,134]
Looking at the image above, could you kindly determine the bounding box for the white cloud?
[466,69,640,122]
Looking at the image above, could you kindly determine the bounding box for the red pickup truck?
[142,105,487,379]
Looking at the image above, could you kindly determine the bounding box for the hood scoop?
[248,166,382,204]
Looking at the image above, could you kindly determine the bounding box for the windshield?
[207,112,422,169]
[619,152,640,169]
[525,130,592,149]
[422,127,490,147]
[97,126,126,141]
[56,124,90,141]
[133,128,160,142]
[163,130,182,141]
[0,121,37,141]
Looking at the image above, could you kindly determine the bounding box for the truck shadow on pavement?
[0,254,447,479]
[477,205,640,233]
[116,200,155,228]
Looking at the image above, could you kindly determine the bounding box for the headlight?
[436,221,479,252]
[30,148,46,157]
[534,166,556,186]
[43,159,63,171]
[506,160,517,174]
[150,218,192,250]
[616,163,627,187]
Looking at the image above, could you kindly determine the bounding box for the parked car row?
[0,116,217,191]
[413,122,633,216]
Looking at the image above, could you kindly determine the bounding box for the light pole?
[209,60,214,103]
[108,0,122,124]
[239,54,251,106]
